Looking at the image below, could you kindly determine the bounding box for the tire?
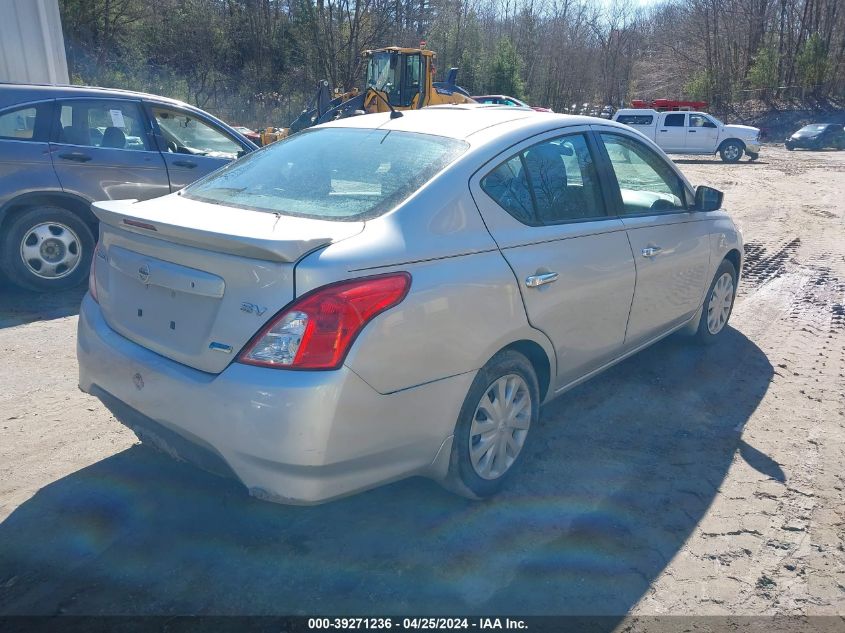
[0,206,95,291]
[719,140,744,163]
[444,350,540,499]
[694,260,737,345]
[785,143,794,151]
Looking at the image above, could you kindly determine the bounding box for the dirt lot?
[0,145,843,621]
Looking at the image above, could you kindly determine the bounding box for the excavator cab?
[364,48,426,110]
[290,47,474,133]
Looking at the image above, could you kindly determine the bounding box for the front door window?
[151,108,242,159]
[600,133,687,214]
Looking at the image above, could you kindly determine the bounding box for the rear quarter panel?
[0,139,62,216]
[294,178,556,396]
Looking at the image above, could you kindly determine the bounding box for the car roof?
[318,104,620,142]
[0,82,195,111]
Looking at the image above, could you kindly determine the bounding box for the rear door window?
[56,100,150,150]
[664,113,686,127]
[481,132,606,225]
[480,155,533,224]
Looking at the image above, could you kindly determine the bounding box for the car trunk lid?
[91,196,363,373]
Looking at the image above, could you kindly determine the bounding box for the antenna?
[371,90,403,119]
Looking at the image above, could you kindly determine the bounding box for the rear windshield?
[183,127,469,221]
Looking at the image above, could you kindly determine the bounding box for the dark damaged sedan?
[785,123,845,151]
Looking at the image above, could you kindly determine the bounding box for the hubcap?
[724,145,740,160]
[707,272,734,334]
[469,374,532,480]
[19,222,82,280]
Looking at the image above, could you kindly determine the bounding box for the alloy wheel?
[723,145,741,161]
[19,222,82,280]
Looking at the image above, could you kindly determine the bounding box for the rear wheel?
[0,206,94,291]
[694,260,737,344]
[719,140,744,163]
[444,350,539,499]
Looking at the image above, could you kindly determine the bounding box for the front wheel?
[0,206,95,291]
[719,141,744,163]
[694,260,737,344]
[444,350,539,499]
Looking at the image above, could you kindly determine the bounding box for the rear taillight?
[88,242,102,303]
[238,272,411,370]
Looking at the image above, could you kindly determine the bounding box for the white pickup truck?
[612,109,762,163]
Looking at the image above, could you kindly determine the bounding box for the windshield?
[798,124,827,133]
[183,128,468,221]
[366,52,399,93]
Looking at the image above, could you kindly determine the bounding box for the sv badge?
[240,302,268,317]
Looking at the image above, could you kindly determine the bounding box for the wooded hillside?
[59,0,845,126]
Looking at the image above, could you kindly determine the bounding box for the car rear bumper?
[77,294,472,504]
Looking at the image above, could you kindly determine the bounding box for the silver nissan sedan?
[77,105,743,504]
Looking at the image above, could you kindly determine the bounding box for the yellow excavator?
[290,47,475,133]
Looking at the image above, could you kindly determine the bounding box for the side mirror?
[694,185,723,212]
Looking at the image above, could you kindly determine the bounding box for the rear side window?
[56,100,149,150]
[616,114,653,126]
[664,113,686,127]
[481,133,605,225]
[0,104,51,142]
[184,128,468,221]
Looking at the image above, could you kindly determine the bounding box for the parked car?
[472,94,553,112]
[785,123,845,151]
[613,108,761,162]
[232,125,262,145]
[78,105,742,504]
[0,83,258,291]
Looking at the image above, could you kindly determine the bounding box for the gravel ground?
[0,145,843,621]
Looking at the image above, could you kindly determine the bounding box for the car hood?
[724,124,759,137]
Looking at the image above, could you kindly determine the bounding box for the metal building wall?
[0,0,69,84]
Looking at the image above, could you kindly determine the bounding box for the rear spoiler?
[92,198,364,263]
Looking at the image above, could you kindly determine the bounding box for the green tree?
[795,33,830,94]
[489,38,525,99]
[683,69,715,102]
[747,45,779,95]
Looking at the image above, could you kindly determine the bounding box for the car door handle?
[659,129,668,132]
[688,130,697,133]
[641,246,662,258]
[172,160,197,168]
[58,152,92,163]
[525,272,559,288]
